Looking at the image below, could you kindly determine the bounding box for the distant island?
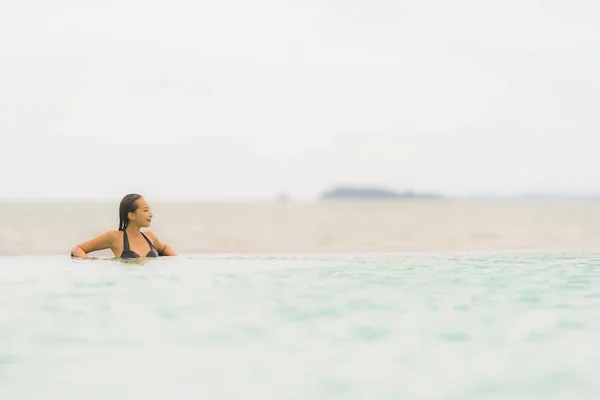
[320,186,443,200]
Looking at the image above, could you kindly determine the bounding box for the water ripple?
[1,252,600,399]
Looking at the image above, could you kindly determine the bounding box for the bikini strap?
[122,230,131,251]
[141,232,156,249]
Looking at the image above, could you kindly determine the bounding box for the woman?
[70,194,177,259]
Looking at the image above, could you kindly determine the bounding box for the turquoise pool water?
[1,252,600,399]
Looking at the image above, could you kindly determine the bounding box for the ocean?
[1,199,599,255]
[1,200,600,399]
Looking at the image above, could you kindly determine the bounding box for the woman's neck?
[125,224,141,234]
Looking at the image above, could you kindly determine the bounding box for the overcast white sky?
[1,0,599,201]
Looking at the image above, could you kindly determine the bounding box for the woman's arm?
[70,231,116,259]
[145,231,178,256]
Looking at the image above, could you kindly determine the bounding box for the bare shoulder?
[105,230,121,240]
[75,230,120,255]
[143,230,160,242]
[101,230,121,247]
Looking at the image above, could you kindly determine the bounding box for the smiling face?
[128,196,153,228]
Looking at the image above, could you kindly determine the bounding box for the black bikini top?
[120,231,159,259]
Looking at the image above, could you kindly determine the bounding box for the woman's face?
[129,197,153,227]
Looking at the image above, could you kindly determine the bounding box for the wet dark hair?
[118,193,142,231]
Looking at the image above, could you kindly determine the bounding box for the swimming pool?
[1,252,599,399]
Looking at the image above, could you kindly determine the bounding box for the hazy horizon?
[2,187,600,204]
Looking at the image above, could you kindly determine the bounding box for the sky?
[1,0,599,201]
